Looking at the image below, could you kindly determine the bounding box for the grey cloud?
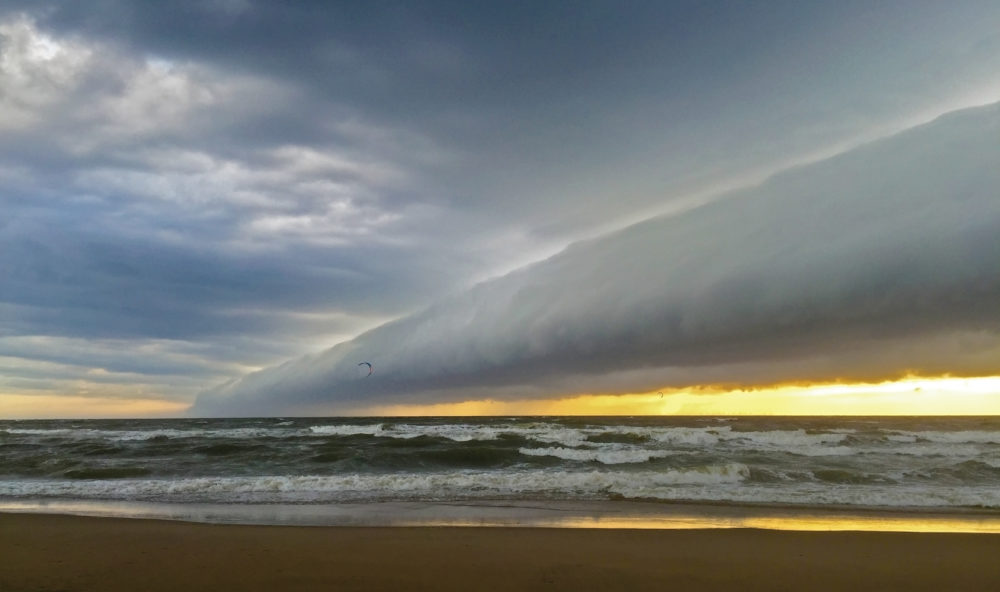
[0,11,498,398]
[194,102,1000,416]
[12,2,1000,241]
[0,13,495,384]
[0,220,467,340]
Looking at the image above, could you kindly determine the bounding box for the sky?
[1,1,999,418]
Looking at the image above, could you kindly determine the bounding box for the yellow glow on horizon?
[0,393,189,419]
[365,376,1000,416]
[3,376,998,419]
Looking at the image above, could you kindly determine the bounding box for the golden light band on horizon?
[366,376,1000,417]
[1,375,998,418]
[0,394,190,419]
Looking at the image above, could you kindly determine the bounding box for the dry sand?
[2,512,1000,591]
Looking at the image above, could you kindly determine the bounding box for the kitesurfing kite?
[358,361,373,376]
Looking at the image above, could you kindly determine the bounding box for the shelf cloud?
[194,103,1000,416]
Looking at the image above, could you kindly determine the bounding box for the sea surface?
[3,416,1000,517]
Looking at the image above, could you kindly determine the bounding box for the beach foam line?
[3,498,1000,533]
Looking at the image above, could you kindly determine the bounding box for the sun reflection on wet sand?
[538,513,1000,533]
[3,499,999,533]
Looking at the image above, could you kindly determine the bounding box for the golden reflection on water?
[417,513,1000,533]
[3,500,999,533]
[527,514,1000,533]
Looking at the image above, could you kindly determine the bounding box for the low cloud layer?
[194,102,1000,416]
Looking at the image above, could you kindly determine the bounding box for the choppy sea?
[3,416,999,514]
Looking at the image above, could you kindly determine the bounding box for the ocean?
[2,416,1000,528]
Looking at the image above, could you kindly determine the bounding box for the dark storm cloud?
[2,2,1000,411]
[0,7,497,402]
[1,220,461,340]
[11,1,1000,233]
[194,103,1000,415]
[0,10,480,324]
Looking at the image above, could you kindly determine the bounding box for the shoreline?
[3,512,1000,591]
[3,497,1000,532]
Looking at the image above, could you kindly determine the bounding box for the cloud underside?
[197,102,1000,415]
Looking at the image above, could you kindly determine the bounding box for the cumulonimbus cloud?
[193,102,1000,416]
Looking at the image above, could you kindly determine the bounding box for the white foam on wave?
[308,423,507,442]
[787,445,854,457]
[518,446,670,464]
[391,424,503,442]
[5,421,666,447]
[517,424,592,446]
[874,443,984,458]
[0,464,750,503]
[898,430,1000,445]
[5,465,1000,509]
[5,427,292,441]
[645,426,727,446]
[308,424,385,437]
[520,425,733,448]
[308,422,642,446]
[724,429,847,448]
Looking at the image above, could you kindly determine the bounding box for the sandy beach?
[2,513,999,591]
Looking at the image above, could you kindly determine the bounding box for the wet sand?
[2,512,1000,591]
